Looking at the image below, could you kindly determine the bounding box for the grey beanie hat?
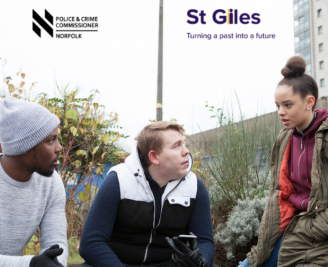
[0,97,60,156]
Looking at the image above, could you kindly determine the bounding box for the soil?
[214,237,258,267]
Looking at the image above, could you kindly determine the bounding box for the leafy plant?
[21,234,40,256]
[21,234,84,265]
[192,99,283,208]
[38,86,127,238]
[67,236,84,265]
[188,98,283,261]
[215,196,268,259]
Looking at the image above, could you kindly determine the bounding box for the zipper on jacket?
[142,177,185,263]
[141,172,156,263]
[298,137,306,187]
[141,154,194,263]
[143,228,154,263]
[155,178,185,229]
[134,154,157,264]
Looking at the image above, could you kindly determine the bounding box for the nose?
[56,140,63,153]
[278,106,285,117]
[182,144,189,156]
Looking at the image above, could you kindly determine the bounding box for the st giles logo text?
[187,9,261,24]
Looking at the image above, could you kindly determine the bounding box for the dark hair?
[278,56,318,110]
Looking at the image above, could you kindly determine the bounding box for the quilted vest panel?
[108,162,197,264]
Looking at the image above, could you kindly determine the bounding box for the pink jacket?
[288,109,328,211]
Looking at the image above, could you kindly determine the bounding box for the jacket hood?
[302,109,328,137]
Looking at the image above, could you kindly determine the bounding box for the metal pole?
[156,0,163,121]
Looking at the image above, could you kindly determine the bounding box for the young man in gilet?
[79,122,216,267]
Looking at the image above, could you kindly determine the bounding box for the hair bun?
[281,56,306,78]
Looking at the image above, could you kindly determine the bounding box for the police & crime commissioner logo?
[32,9,98,39]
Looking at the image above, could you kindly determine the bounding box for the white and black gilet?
[107,148,197,264]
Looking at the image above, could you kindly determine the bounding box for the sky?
[0,0,294,152]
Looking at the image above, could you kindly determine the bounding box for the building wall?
[186,111,279,157]
[294,0,312,75]
[293,0,328,97]
[187,97,327,157]
[311,0,328,97]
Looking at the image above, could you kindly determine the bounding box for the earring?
[307,108,310,110]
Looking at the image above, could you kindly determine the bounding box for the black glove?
[165,234,207,267]
[30,244,64,267]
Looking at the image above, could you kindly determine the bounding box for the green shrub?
[215,195,268,259]
[194,100,283,207]
[189,99,283,259]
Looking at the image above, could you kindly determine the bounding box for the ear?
[148,150,160,165]
[306,95,315,110]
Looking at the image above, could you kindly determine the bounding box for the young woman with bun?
[238,56,328,267]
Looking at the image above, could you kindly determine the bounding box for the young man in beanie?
[79,122,216,267]
[0,97,68,267]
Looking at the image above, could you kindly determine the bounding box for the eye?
[286,104,291,108]
[276,105,280,109]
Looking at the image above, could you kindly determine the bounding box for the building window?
[318,9,322,17]
[319,43,323,51]
[306,63,312,72]
[298,46,311,63]
[320,61,324,69]
[320,78,325,87]
[318,26,323,34]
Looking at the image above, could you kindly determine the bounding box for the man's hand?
[30,244,64,267]
[165,233,207,267]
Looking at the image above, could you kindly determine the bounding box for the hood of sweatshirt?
[288,109,328,211]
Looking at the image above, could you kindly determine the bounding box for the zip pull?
[315,200,320,210]
[301,138,303,149]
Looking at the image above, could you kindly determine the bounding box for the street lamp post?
[156,0,163,121]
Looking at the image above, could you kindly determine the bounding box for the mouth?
[281,118,290,125]
[181,160,189,166]
[53,156,60,167]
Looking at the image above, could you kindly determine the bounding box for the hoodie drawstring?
[306,135,309,183]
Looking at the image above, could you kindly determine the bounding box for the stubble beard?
[32,153,55,177]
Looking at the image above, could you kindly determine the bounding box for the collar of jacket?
[293,112,318,138]
[315,117,328,137]
[124,147,194,205]
[276,117,328,146]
